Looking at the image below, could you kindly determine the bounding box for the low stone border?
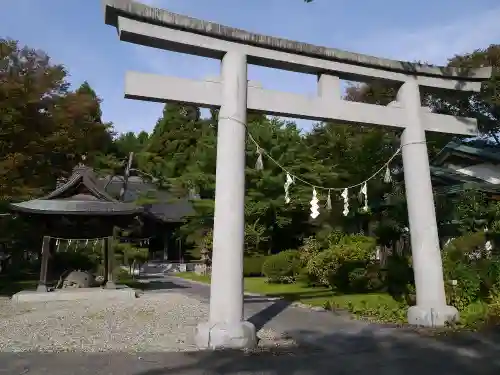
[291,301,326,312]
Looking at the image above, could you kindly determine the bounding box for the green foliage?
[477,257,500,293]
[386,255,414,301]
[306,234,376,287]
[114,267,131,283]
[445,260,482,310]
[0,39,114,201]
[434,45,500,144]
[323,293,407,324]
[244,220,269,256]
[485,287,500,326]
[51,242,103,275]
[347,267,368,291]
[114,131,149,159]
[298,236,322,267]
[444,231,486,262]
[262,250,300,283]
[243,256,268,277]
[306,248,339,286]
[442,232,500,311]
[113,242,148,278]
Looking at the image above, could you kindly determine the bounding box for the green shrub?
[306,234,377,287]
[347,267,367,292]
[442,232,497,310]
[243,256,267,277]
[444,231,486,262]
[295,267,321,286]
[298,236,322,267]
[51,252,99,274]
[330,260,365,292]
[115,267,130,282]
[485,287,500,327]
[296,236,327,285]
[306,248,339,286]
[459,301,489,329]
[444,260,482,311]
[365,263,384,291]
[338,234,376,249]
[331,262,384,293]
[476,257,500,295]
[262,250,300,283]
[323,295,407,323]
[324,229,346,247]
[386,256,414,300]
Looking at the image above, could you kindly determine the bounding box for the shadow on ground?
[134,279,188,292]
[134,331,500,374]
[3,328,500,375]
[263,289,335,301]
[246,297,292,330]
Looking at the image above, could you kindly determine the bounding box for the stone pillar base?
[195,320,257,350]
[103,281,117,289]
[36,284,49,292]
[407,305,459,327]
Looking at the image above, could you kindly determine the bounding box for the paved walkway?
[2,275,500,374]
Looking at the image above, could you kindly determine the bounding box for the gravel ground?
[0,293,295,353]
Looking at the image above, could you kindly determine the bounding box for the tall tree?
[0,39,113,200]
[430,44,500,144]
[141,103,206,191]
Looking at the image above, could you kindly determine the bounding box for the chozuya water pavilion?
[102,0,492,349]
[9,158,142,294]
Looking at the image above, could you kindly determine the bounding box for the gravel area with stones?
[0,293,295,352]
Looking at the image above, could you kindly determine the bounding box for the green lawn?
[174,272,404,322]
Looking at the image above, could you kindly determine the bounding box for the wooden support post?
[103,237,108,285]
[104,235,116,289]
[37,236,50,292]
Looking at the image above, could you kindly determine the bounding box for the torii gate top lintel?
[103,0,491,91]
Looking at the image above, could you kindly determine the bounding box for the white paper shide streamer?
[284,173,293,204]
[341,188,349,216]
[248,129,400,219]
[360,182,368,212]
[310,188,320,219]
[384,166,392,183]
[255,147,264,171]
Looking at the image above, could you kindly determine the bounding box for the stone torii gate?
[103,0,491,349]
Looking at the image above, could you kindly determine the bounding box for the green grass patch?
[327,293,407,323]
[174,272,406,322]
[175,272,211,284]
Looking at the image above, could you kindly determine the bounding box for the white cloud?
[356,6,500,65]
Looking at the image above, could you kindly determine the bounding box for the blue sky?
[1,0,499,134]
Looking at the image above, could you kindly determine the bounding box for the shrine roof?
[9,164,142,216]
[433,140,500,166]
[103,0,490,81]
[99,175,195,223]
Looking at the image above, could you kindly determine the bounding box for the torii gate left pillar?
[102,0,491,349]
[196,51,257,348]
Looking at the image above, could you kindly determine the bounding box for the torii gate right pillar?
[397,80,458,326]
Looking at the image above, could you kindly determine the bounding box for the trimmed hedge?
[262,250,300,283]
[243,256,268,277]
